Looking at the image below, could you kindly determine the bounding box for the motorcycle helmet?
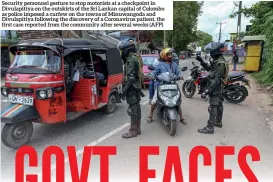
[160,48,174,62]
[117,39,137,63]
[204,42,224,60]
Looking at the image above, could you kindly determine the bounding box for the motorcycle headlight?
[36,87,54,100]
[158,91,179,107]
[1,86,9,97]
[158,92,168,101]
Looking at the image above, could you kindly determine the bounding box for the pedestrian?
[119,39,142,138]
[196,42,229,134]
[232,50,238,71]
[147,48,186,124]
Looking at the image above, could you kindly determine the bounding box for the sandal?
[180,118,187,125]
[147,116,153,123]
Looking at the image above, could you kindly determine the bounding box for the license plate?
[8,94,34,106]
[160,85,177,90]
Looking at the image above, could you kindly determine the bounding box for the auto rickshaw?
[1,38,123,149]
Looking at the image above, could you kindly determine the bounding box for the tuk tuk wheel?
[1,121,33,149]
[104,94,117,114]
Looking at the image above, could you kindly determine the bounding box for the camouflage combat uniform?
[122,52,142,138]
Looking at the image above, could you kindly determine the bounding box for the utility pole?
[237,1,242,39]
[236,1,243,60]
[216,21,226,42]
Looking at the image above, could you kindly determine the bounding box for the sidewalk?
[231,63,273,131]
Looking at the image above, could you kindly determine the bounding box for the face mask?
[166,54,172,62]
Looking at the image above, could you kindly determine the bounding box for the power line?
[222,4,237,32]
[202,1,223,8]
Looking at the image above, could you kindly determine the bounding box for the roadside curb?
[249,76,273,132]
[230,64,273,132]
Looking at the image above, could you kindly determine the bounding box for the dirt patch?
[229,64,273,131]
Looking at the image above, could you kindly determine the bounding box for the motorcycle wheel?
[182,80,196,98]
[166,117,177,136]
[224,86,247,104]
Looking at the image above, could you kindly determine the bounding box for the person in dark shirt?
[232,50,239,71]
[93,55,105,80]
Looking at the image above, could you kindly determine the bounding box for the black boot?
[214,122,222,128]
[122,125,138,138]
[136,120,141,135]
[198,121,214,134]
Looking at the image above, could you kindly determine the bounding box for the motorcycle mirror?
[147,65,155,71]
[181,66,187,71]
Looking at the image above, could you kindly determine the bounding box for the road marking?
[1,100,8,103]
[37,122,130,178]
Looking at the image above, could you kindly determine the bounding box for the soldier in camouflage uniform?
[119,39,143,138]
[196,42,229,134]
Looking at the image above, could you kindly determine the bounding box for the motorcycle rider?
[119,39,143,138]
[147,48,186,124]
[149,51,162,105]
[196,42,229,134]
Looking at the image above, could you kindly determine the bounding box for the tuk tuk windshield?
[9,50,61,74]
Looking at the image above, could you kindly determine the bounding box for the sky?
[197,1,259,42]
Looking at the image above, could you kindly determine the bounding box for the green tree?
[167,1,203,53]
[196,30,213,49]
[230,1,273,84]
[153,2,203,53]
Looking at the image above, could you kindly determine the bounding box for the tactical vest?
[137,55,144,86]
[124,53,142,85]
[217,60,229,84]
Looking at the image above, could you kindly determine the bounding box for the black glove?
[196,56,204,63]
[201,89,210,99]
[120,92,126,100]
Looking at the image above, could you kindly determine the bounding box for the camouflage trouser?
[126,90,141,125]
[208,95,224,127]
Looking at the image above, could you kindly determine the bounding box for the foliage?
[153,30,164,46]
[167,1,203,53]
[196,30,213,49]
[152,2,203,53]
[127,30,155,43]
[231,1,273,84]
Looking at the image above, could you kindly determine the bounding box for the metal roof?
[242,35,266,42]
[15,38,117,48]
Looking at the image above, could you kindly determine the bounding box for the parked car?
[141,54,159,86]
[179,51,187,59]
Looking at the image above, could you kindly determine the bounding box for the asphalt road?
[1,58,273,182]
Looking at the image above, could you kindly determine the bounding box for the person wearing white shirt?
[148,54,162,104]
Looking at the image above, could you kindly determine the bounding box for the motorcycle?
[182,62,250,104]
[148,65,187,136]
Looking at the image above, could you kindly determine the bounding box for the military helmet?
[117,39,137,57]
[204,42,224,59]
[160,48,174,61]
